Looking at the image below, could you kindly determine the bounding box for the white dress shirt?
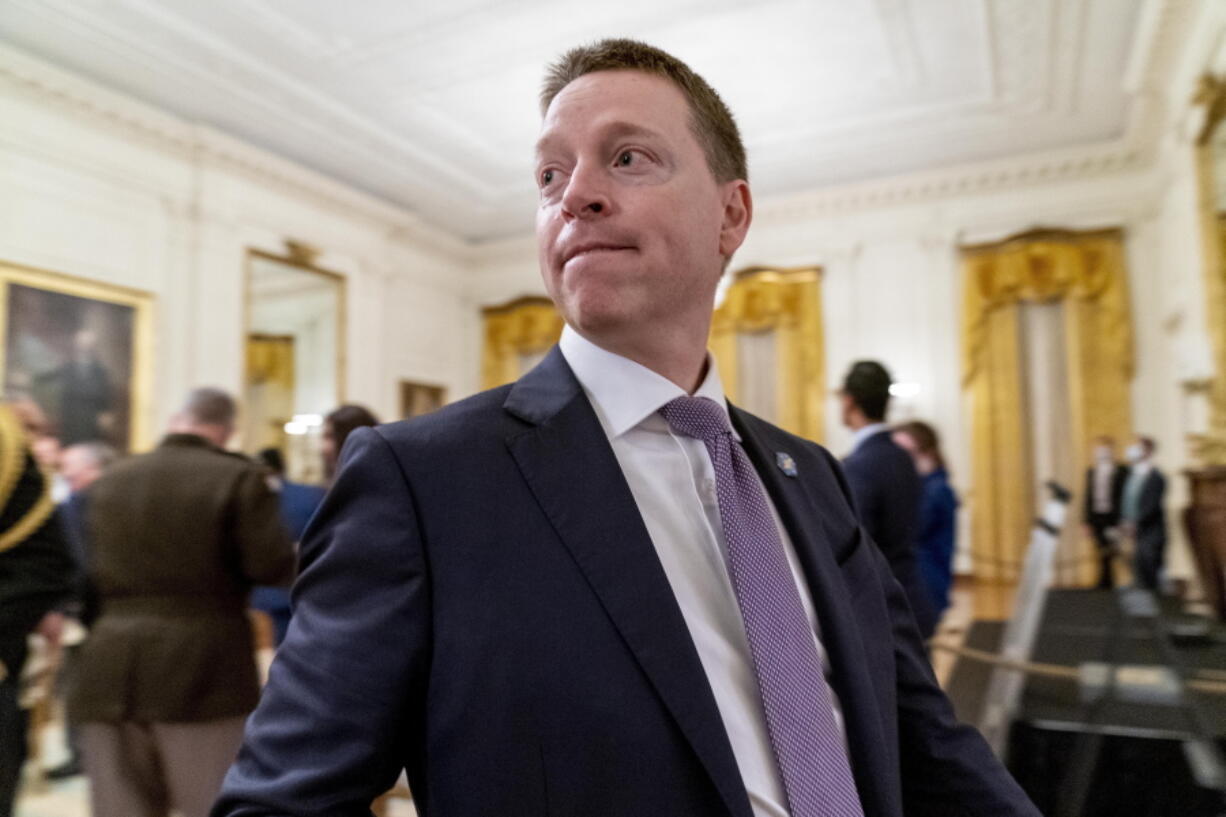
[1091,461,1115,514]
[848,422,890,455]
[559,327,844,817]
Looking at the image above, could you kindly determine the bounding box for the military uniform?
[0,404,72,817]
[71,433,294,817]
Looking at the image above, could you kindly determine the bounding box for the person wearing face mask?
[1120,436,1167,591]
[1081,436,1129,589]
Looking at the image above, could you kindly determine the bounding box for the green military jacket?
[70,433,295,723]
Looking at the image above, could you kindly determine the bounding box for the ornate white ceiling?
[0,0,1157,242]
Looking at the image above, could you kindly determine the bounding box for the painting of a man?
[4,283,134,451]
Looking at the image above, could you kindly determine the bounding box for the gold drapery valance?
[963,231,1133,384]
[961,229,1134,582]
[481,297,565,389]
[710,266,824,441]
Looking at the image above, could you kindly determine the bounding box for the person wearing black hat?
[839,361,935,638]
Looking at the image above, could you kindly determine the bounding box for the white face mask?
[1125,443,1145,463]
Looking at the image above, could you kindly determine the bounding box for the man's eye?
[541,169,554,186]
[617,151,635,167]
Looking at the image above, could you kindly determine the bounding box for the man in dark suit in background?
[1120,436,1167,591]
[0,402,73,817]
[839,361,933,638]
[39,440,118,781]
[72,388,294,817]
[1082,435,1129,589]
[216,39,1038,817]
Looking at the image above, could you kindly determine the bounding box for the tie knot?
[659,396,731,442]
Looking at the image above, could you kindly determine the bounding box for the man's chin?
[563,301,638,343]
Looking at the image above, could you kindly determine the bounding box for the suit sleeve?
[842,457,884,546]
[214,427,431,817]
[0,515,73,642]
[874,543,1040,816]
[1138,472,1166,528]
[231,466,296,587]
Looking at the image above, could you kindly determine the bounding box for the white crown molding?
[750,137,1144,227]
[0,42,473,263]
[1,0,1198,255]
[749,0,1194,231]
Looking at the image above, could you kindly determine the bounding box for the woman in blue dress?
[893,421,959,629]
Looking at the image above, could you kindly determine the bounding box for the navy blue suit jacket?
[214,349,1037,817]
[843,430,935,637]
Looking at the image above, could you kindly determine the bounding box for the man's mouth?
[564,243,635,266]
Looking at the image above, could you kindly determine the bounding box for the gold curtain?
[482,297,565,389]
[710,267,824,441]
[1191,77,1226,463]
[961,229,1134,582]
[245,333,296,454]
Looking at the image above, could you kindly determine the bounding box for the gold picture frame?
[399,379,446,420]
[0,260,154,452]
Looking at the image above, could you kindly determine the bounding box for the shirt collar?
[850,422,890,454]
[558,325,737,440]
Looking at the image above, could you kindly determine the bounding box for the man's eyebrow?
[534,121,666,159]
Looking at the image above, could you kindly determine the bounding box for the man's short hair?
[1138,436,1156,456]
[181,387,237,429]
[842,361,893,422]
[326,404,379,453]
[541,38,747,184]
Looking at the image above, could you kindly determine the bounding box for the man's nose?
[560,161,612,220]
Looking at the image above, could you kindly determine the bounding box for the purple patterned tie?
[659,396,865,817]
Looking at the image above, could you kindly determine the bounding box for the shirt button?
[702,478,717,495]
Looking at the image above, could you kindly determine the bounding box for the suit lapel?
[730,405,894,817]
[505,349,753,817]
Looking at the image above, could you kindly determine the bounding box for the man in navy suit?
[838,361,934,638]
[214,39,1038,817]
[1120,436,1167,591]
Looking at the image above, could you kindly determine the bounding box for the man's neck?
[573,326,710,394]
[168,423,228,449]
[846,412,882,432]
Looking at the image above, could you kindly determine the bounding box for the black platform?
[945,589,1226,816]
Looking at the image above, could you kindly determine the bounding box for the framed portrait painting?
[0,261,154,453]
[399,380,446,420]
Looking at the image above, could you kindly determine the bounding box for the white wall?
[0,45,480,443]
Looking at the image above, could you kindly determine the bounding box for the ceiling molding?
[0,0,1197,248]
[751,137,1144,227]
[751,0,1194,230]
[0,43,471,261]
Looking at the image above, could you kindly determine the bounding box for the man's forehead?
[535,120,668,157]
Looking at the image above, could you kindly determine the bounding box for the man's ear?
[718,180,752,258]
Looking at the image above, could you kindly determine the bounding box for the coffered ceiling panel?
[1,0,1148,241]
